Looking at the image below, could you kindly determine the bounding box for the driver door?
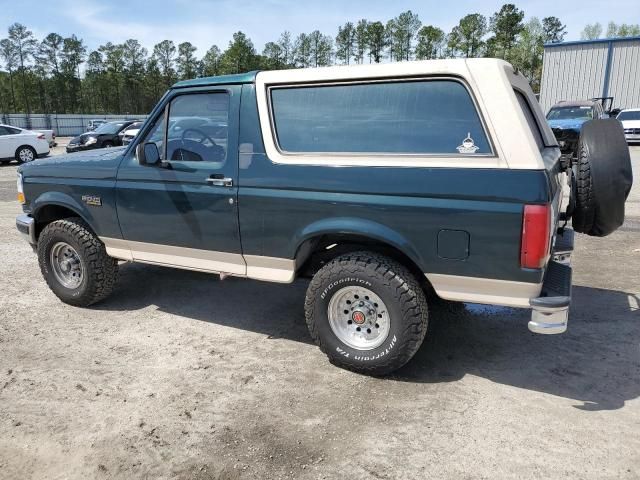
[115,87,244,275]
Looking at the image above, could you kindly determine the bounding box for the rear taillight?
[37,133,45,139]
[520,204,551,269]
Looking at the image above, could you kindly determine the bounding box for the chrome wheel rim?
[327,286,390,350]
[50,242,84,289]
[19,148,34,162]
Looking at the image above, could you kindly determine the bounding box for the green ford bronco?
[16,59,633,375]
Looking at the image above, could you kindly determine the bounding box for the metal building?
[539,36,640,113]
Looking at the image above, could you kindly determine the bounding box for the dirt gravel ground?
[0,147,639,480]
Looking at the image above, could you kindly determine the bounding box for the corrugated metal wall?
[1,114,147,137]
[539,37,640,113]
[608,40,640,109]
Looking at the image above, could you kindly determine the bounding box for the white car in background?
[120,121,144,146]
[617,108,640,143]
[0,124,50,164]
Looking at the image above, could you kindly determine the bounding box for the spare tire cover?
[572,119,633,237]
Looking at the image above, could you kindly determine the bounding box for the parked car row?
[67,120,142,153]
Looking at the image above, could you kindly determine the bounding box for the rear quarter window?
[269,79,491,156]
[515,90,544,151]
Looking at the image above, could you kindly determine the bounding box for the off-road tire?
[571,143,595,234]
[305,251,429,375]
[15,145,37,163]
[37,217,118,307]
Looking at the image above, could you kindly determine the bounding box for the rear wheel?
[305,251,429,375]
[37,217,118,307]
[15,145,36,163]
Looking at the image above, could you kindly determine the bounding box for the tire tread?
[37,217,118,306]
[304,251,428,375]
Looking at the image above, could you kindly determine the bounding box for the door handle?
[206,175,233,187]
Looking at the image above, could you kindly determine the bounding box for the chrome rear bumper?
[528,229,573,335]
[16,214,36,246]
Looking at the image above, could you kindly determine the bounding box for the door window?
[165,93,229,164]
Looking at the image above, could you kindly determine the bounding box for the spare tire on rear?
[571,119,633,237]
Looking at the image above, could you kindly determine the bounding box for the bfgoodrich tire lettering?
[305,252,429,375]
[37,217,118,307]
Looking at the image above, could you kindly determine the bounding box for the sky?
[1,0,639,55]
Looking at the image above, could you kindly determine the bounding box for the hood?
[70,133,97,144]
[19,147,127,180]
[547,118,589,131]
[620,119,640,129]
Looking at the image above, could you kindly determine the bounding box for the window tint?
[270,80,491,155]
[515,90,544,151]
[95,122,125,134]
[166,93,229,163]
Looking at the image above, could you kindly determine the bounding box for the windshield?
[95,122,126,134]
[547,106,593,121]
[617,111,640,121]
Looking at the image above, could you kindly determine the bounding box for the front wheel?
[37,217,118,306]
[305,252,429,375]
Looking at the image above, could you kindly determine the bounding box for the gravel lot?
[0,145,639,479]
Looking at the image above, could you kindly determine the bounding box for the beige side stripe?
[426,273,542,308]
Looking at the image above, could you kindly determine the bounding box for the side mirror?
[137,142,160,166]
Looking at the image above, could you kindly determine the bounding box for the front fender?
[30,191,99,235]
[294,217,426,271]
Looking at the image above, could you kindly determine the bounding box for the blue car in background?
[546,100,607,155]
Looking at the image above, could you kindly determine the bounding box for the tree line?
[1,6,638,115]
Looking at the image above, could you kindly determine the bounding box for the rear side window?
[0,126,20,135]
[515,90,544,151]
[270,79,491,155]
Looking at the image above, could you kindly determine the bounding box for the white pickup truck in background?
[33,129,56,147]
